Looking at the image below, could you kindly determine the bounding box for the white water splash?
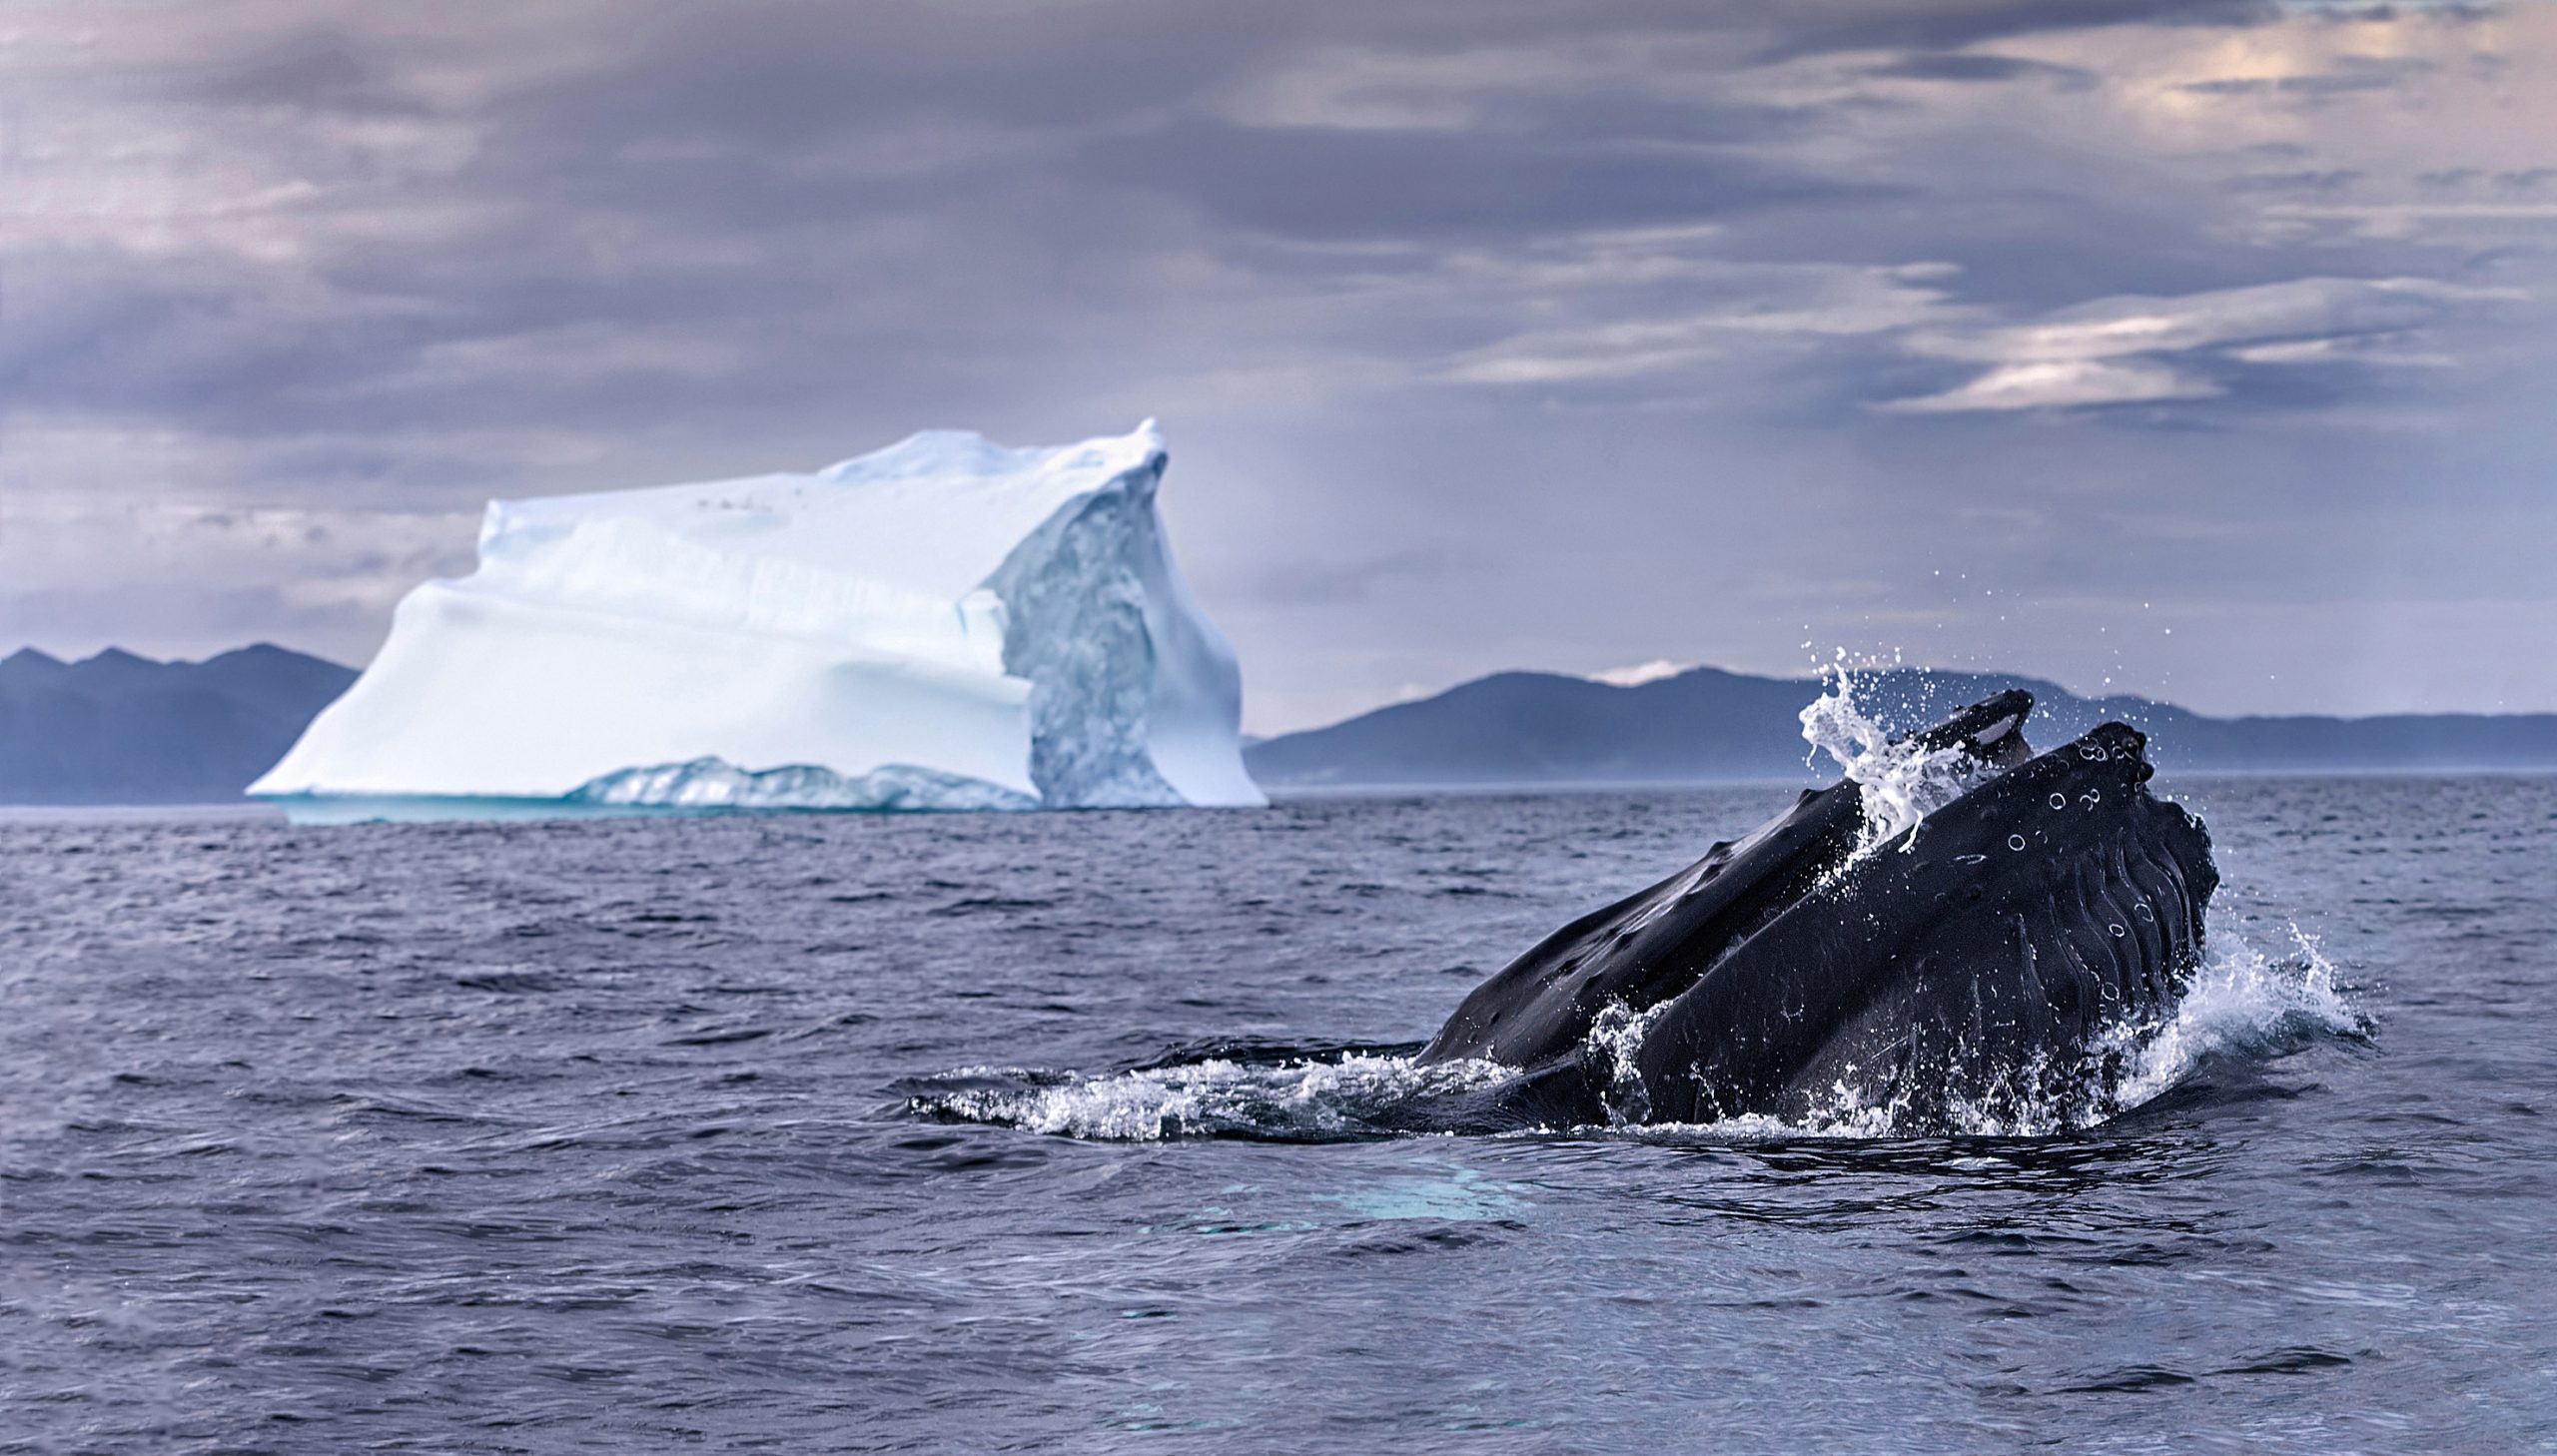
[1797,664,1999,860]
[1660,910,2366,1140]
[2099,915,2362,1116]
[1583,1000,1673,1125]
[909,1053,1509,1141]
[917,923,2363,1143]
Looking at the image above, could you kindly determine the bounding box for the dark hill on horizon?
[1245,665,2557,787]
[0,644,358,805]
[8,647,2554,805]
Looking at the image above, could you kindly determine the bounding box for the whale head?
[1418,689,2219,1133]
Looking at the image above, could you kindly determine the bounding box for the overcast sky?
[3,0,2552,732]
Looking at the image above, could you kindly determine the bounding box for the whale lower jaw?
[1652,810,2210,1126]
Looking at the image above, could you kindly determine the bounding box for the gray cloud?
[1863,53,2103,87]
[4,0,2555,726]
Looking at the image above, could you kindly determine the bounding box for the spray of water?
[2097,916,2362,1117]
[1796,663,1999,860]
[1584,1000,1672,1126]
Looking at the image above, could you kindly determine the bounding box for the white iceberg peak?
[253,421,1264,815]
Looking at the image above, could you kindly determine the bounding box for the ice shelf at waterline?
[250,421,1267,819]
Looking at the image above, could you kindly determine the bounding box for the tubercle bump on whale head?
[2076,721,2154,782]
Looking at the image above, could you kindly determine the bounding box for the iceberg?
[251,421,1267,818]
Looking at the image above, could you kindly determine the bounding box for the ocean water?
[2,776,2551,1453]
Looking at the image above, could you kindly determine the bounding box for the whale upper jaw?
[1907,687,2039,769]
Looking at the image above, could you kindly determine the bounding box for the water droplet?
[2109,924,2127,938]
[2049,793,2067,810]
[2008,835,2027,852]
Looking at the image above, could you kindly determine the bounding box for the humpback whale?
[1418,689,2217,1129]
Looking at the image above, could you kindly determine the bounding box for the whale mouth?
[1802,678,2032,859]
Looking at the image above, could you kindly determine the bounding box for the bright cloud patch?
[1884,277,2507,412]
[1590,658,1692,687]
[1884,359,2222,412]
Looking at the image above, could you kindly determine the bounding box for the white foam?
[2100,914,2362,1115]
[1581,999,1672,1126]
[1657,910,2365,1140]
[911,1054,1511,1142]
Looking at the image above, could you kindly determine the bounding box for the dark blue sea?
[3,777,2551,1453]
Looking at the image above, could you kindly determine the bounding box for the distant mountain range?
[0,645,358,804]
[1246,666,2557,787]
[5,648,2554,805]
